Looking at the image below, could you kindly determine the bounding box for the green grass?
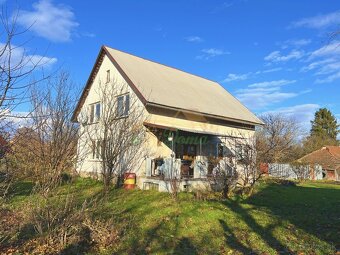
[2,178,340,254]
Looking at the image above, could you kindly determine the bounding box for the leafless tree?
[0,7,50,131]
[80,77,147,192]
[0,5,53,197]
[256,113,301,163]
[208,156,238,198]
[201,133,260,197]
[290,161,314,181]
[12,72,79,196]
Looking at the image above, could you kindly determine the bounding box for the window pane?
[96,140,101,159]
[95,103,101,120]
[90,105,94,123]
[92,140,96,159]
[106,70,110,83]
[124,94,130,116]
[117,96,124,117]
[236,144,243,160]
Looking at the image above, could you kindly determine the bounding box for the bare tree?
[0,5,53,197]
[256,113,301,163]
[200,133,260,197]
[208,156,238,198]
[80,77,147,192]
[10,72,79,196]
[0,7,50,131]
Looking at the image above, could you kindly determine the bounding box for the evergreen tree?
[310,108,339,140]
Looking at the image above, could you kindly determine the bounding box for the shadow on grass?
[245,182,340,251]
[173,237,198,255]
[59,227,92,255]
[218,219,256,254]
[222,198,292,254]
[9,181,34,197]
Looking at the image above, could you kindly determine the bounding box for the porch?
[142,122,242,191]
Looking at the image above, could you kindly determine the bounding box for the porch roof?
[144,122,240,138]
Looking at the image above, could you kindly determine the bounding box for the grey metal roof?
[105,46,263,125]
[72,46,263,125]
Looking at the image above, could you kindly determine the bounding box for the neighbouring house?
[72,46,263,191]
[299,146,340,181]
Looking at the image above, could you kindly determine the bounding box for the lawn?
[1,178,339,254]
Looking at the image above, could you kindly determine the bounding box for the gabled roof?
[300,146,340,170]
[72,46,263,125]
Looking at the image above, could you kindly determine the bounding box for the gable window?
[116,94,130,117]
[106,70,110,83]
[89,102,101,123]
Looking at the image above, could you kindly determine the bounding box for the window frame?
[106,69,110,84]
[91,140,102,160]
[116,93,130,118]
[88,102,101,124]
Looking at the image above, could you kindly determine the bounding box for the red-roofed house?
[299,146,340,181]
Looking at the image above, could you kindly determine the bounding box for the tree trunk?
[115,174,123,188]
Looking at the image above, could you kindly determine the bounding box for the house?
[299,146,340,181]
[72,46,263,191]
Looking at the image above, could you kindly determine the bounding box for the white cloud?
[236,89,297,110]
[235,79,300,109]
[210,1,233,13]
[82,32,96,38]
[315,71,340,83]
[280,39,312,49]
[264,50,304,62]
[300,58,336,72]
[301,42,340,83]
[0,110,32,129]
[0,42,57,68]
[262,67,283,73]
[291,10,340,29]
[248,79,296,88]
[315,62,340,75]
[308,41,340,59]
[223,73,250,83]
[17,0,79,42]
[263,104,320,131]
[222,68,284,83]
[196,48,230,60]
[185,36,203,43]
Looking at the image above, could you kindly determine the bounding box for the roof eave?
[145,102,264,127]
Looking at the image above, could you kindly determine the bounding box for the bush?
[60,172,73,184]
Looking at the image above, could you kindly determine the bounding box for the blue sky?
[6,0,340,132]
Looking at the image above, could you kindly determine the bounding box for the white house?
[72,46,263,192]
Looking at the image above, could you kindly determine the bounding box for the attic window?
[116,94,130,117]
[106,70,110,83]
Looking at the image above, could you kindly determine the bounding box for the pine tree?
[310,108,339,140]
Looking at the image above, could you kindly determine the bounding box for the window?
[116,94,130,117]
[89,102,101,123]
[95,103,101,120]
[106,70,110,83]
[235,144,243,160]
[235,144,252,161]
[91,140,102,159]
[217,143,224,158]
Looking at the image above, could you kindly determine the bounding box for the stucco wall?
[75,52,256,188]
